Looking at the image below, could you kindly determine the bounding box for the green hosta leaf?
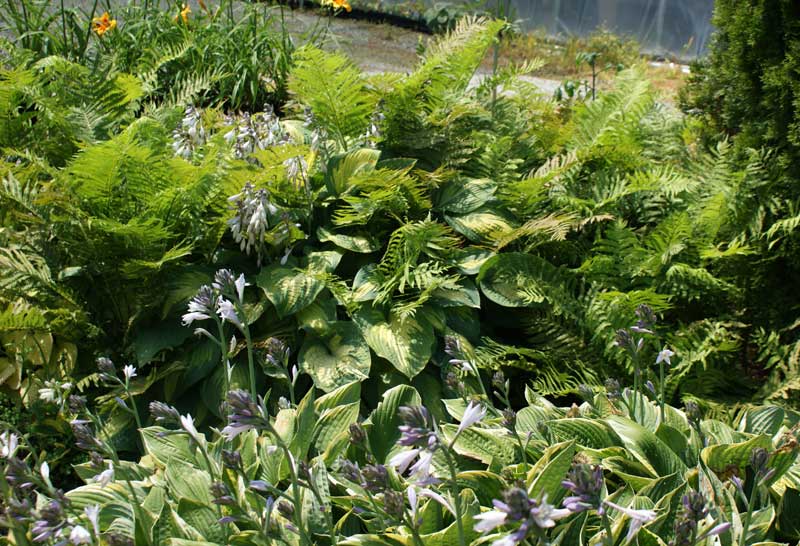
[316,381,362,412]
[318,226,382,253]
[291,388,317,460]
[450,247,494,275]
[256,252,341,318]
[325,148,381,196]
[605,416,687,477]
[367,384,421,463]
[445,206,515,243]
[440,425,517,465]
[257,264,325,318]
[177,499,224,543]
[436,178,497,214]
[141,427,195,467]
[419,489,480,546]
[313,401,360,462]
[296,296,337,334]
[701,434,772,476]
[299,321,371,392]
[339,534,411,546]
[456,471,506,506]
[527,440,576,502]
[431,278,481,308]
[477,252,569,308]
[165,459,212,504]
[133,323,193,365]
[738,406,786,436]
[546,418,623,449]
[354,306,435,379]
[777,487,800,539]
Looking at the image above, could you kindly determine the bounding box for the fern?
[289,45,377,151]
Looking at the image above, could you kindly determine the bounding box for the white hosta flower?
[221,423,252,441]
[122,365,137,381]
[474,508,507,533]
[389,448,421,474]
[91,462,114,488]
[418,488,455,516]
[234,273,248,302]
[41,461,50,482]
[180,414,199,439]
[656,347,675,365]
[217,297,243,329]
[603,500,657,544]
[0,431,19,458]
[457,401,487,435]
[530,495,571,528]
[408,450,435,484]
[84,505,101,535]
[70,524,92,544]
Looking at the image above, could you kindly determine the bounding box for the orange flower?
[92,12,117,36]
[174,3,191,24]
[332,0,352,12]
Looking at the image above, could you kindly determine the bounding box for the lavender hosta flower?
[603,500,657,544]
[211,482,235,506]
[31,500,67,542]
[397,406,436,448]
[96,356,116,375]
[669,490,732,546]
[383,489,406,520]
[71,420,103,452]
[362,464,389,493]
[150,401,181,426]
[457,401,487,435]
[222,449,243,471]
[222,390,269,440]
[562,464,604,513]
[179,414,201,441]
[605,378,622,401]
[6,457,34,491]
[474,488,570,546]
[182,285,217,326]
[265,337,291,369]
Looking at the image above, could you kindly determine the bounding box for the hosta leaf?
[436,177,497,214]
[431,278,481,308]
[256,264,325,318]
[256,252,341,318]
[354,306,435,378]
[456,470,506,506]
[316,381,362,412]
[177,499,224,543]
[527,440,576,502]
[318,226,382,253]
[445,206,514,243]
[450,246,495,275]
[777,487,800,539]
[439,425,517,465]
[546,418,623,449]
[419,490,480,546]
[313,402,360,462]
[299,321,371,392]
[324,148,381,196]
[367,384,421,463]
[141,427,195,467]
[605,416,687,477]
[165,459,213,504]
[701,434,773,476]
[738,406,785,436]
[477,252,570,308]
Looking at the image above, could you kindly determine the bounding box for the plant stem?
[441,446,465,546]
[659,360,666,424]
[601,510,614,546]
[739,485,756,546]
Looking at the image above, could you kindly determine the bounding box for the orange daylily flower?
[92,12,117,36]
[332,0,352,12]
[175,3,191,24]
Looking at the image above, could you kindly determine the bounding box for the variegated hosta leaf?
[298,321,371,392]
[353,305,435,379]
